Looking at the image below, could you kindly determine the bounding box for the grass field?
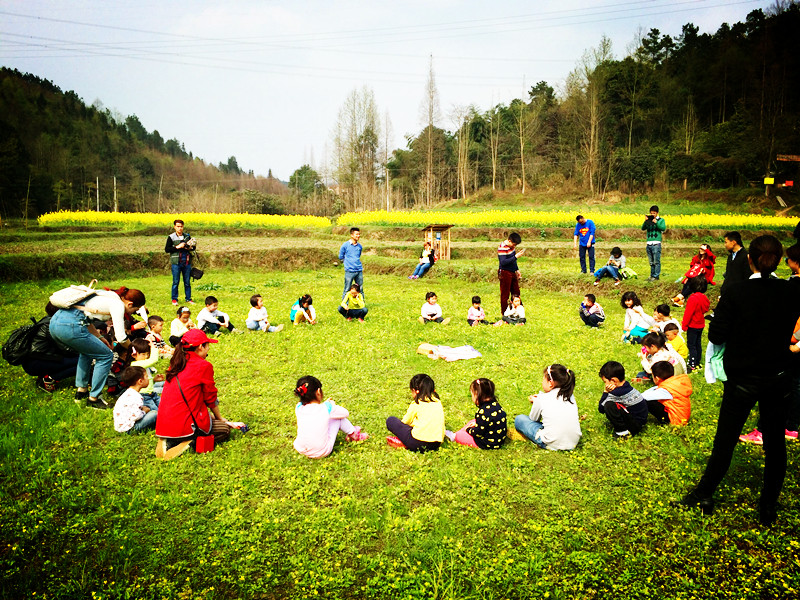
[2,244,799,599]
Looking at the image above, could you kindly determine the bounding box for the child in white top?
[419,292,451,325]
[130,338,163,406]
[467,295,489,326]
[514,364,582,450]
[145,315,173,356]
[246,294,284,333]
[169,306,195,346]
[497,294,526,325]
[292,376,368,458]
[113,366,157,433]
[196,295,238,334]
[636,331,687,381]
[621,291,654,343]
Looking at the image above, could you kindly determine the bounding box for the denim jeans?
[343,270,364,300]
[171,262,192,302]
[514,415,548,448]
[246,319,280,332]
[579,245,595,273]
[130,409,158,432]
[593,265,620,280]
[412,263,432,278]
[141,392,160,411]
[49,308,114,399]
[646,243,662,279]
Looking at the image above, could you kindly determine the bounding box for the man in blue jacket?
[339,227,363,300]
[573,215,596,274]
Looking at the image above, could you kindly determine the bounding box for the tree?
[289,164,324,198]
[419,55,441,206]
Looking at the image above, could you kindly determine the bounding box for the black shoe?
[86,397,109,410]
[673,490,714,516]
[759,503,778,526]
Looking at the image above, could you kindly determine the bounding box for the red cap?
[181,329,219,346]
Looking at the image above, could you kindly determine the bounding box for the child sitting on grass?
[579,294,605,327]
[642,361,693,425]
[598,361,648,438]
[113,366,157,433]
[291,294,317,325]
[621,291,654,343]
[515,364,582,450]
[663,322,688,362]
[130,338,164,406]
[145,315,173,356]
[652,304,681,333]
[169,306,195,346]
[467,296,489,326]
[452,378,507,449]
[246,294,284,332]
[292,375,368,458]
[497,294,526,326]
[386,373,445,452]
[419,291,451,325]
[637,331,687,382]
[197,295,238,334]
[339,283,368,322]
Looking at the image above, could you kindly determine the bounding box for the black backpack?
[1,317,39,366]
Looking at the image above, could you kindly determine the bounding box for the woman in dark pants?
[677,235,800,525]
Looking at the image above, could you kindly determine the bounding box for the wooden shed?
[421,224,454,260]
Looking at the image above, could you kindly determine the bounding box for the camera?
[646,214,655,220]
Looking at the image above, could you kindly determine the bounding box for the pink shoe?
[786,429,798,440]
[346,427,369,442]
[738,429,763,445]
[386,435,406,449]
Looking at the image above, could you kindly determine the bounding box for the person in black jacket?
[19,315,79,393]
[718,231,751,300]
[165,219,195,306]
[677,235,800,525]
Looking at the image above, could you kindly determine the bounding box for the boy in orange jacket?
[642,361,692,425]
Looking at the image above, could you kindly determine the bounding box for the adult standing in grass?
[49,286,145,410]
[677,235,800,525]
[497,232,524,316]
[642,205,666,281]
[719,231,750,300]
[573,215,596,275]
[165,219,195,306]
[339,227,363,300]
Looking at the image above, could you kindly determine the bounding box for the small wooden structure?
[422,224,454,260]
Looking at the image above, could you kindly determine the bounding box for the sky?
[0,0,777,181]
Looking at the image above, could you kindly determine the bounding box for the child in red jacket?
[681,275,710,371]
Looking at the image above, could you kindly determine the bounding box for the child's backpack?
[48,279,98,309]
[2,317,39,366]
[620,266,638,280]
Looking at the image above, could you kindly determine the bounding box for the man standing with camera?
[165,219,195,305]
[642,205,666,282]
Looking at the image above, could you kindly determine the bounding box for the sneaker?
[441,317,451,325]
[75,389,89,404]
[444,429,456,442]
[274,324,284,333]
[357,318,365,323]
[187,300,195,305]
[386,435,406,449]
[347,317,353,322]
[172,299,178,306]
[614,430,631,438]
[418,316,425,324]
[408,276,414,279]
[346,427,369,442]
[614,280,621,286]
[785,429,798,440]
[36,375,56,393]
[739,429,763,445]
[86,397,109,410]
[673,490,715,516]
[593,280,599,286]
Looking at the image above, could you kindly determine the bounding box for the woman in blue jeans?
[408,242,434,279]
[49,287,145,410]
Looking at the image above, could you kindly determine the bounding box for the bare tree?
[488,104,500,191]
[419,55,441,206]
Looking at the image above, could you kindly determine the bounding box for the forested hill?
[0,68,287,218]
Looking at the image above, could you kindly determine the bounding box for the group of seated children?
[112,337,165,434]
[292,356,694,458]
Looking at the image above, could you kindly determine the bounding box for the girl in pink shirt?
[293,376,368,458]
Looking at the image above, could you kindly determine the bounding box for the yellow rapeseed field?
[337,209,795,229]
[38,211,331,230]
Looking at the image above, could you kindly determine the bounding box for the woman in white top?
[49,286,145,409]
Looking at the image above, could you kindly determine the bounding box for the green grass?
[1,260,799,600]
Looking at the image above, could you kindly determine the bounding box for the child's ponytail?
[470,378,496,405]
[409,373,439,403]
[294,375,322,405]
[544,364,576,403]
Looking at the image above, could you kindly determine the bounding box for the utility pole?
[96,176,100,211]
[158,174,163,212]
[113,176,118,212]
